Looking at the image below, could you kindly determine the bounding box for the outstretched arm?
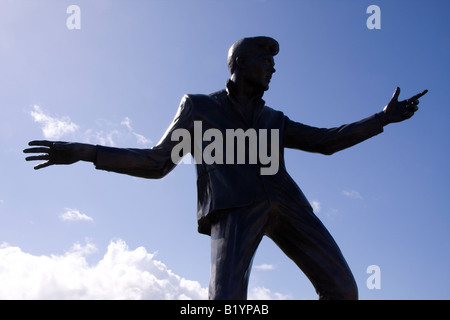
[284,87,428,155]
[23,140,177,179]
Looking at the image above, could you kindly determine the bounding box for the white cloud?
[0,239,207,300]
[132,132,152,146]
[29,105,79,139]
[248,287,291,300]
[83,129,120,147]
[254,264,276,271]
[29,106,152,147]
[59,208,93,222]
[311,200,321,213]
[121,116,152,146]
[342,190,363,199]
[0,239,288,300]
[120,117,133,131]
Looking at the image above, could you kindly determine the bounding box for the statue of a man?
[24,36,427,300]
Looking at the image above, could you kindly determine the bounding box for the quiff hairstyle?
[227,36,279,75]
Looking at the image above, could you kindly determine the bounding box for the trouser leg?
[208,201,269,300]
[266,203,358,300]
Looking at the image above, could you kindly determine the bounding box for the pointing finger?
[407,89,428,103]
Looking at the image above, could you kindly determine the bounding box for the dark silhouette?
[24,36,427,300]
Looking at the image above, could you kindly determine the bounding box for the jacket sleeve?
[283,113,385,155]
[94,95,194,179]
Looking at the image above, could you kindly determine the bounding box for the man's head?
[227,36,279,92]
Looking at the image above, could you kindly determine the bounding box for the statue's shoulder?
[185,89,227,107]
[209,89,227,101]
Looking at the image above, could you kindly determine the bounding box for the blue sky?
[1,0,449,299]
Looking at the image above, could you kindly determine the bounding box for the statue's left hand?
[381,87,428,124]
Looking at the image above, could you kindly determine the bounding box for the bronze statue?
[24,37,427,300]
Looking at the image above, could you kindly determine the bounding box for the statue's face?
[241,52,276,92]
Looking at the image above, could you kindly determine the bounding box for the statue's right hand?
[23,140,83,170]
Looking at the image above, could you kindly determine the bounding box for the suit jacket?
[95,81,384,235]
